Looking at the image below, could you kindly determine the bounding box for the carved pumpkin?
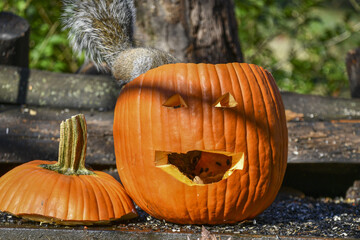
[0,114,137,225]
[113,63,288,224]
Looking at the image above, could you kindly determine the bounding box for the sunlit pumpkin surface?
[114,63,288,224]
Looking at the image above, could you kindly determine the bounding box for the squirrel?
[62,0,178,83]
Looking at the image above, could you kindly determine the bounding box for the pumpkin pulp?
[40,114,93,175]
[155,150,244,185]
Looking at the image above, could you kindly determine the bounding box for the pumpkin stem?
[40,114,94,175]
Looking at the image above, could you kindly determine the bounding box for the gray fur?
[112,48,178,82]
[62,0,136,69]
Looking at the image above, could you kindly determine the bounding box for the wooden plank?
[0,225,334,240]
[0,105,115,168]
[1,64,360,117]
[281,91,360,120]
[287,121,360,163]
[0,65,122,109]
[1,104,359,171]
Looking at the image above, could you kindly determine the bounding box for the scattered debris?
[285,109,304,121]
[29,109,37,116]
[346,180,360,205]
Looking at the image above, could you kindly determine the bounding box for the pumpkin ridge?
[223,63,238,220]
[69,173,84,220]
[222,64,234,221]
[160,65,179,219]
[231,63,251,216]
[207,65,224,224]
[257,65,282,189]
[95,173,123,218]
[123,74,144,211]
[229,63,248,218]
[263,68,288,195]
[213,64,226,149]
[35,164,59,217]
[115,90,132,199]
[64,175,72,220]
[79,175,100,221]
[89,173,114,220]
[248,64,274,209]
[213,64,230,222]
[120,85,135,205]
[137,73,151,213]
[241,64,261,217]
[197,64,207,152]
[256,68,280,184]
[23,167,55,216]
[195,64,205,221]
[259,68,285,185]
[198,64,211,222]
[260,65,288,214]
[239,63,263,215]
[205,64,216,159]
[87,175,113,220]
[0,165,31,207]
[41,171,66,219]
[9,161,53,216]
[147,65,165,218]
[141,67,162,218]
[248,64,272,202]
[100,174,136,219]
[100,175,124,217]
[78,174,93,220]
[251,65,275,205]
[1,167,39,213]
[245,64,264,207]
[74,176,92,221]
[182,64,193,223]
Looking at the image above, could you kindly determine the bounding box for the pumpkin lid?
[0,114,137,225]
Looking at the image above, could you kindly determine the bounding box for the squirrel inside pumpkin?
[62,0,178,82]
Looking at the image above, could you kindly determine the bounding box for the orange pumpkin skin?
[114,63,288,224]
[0,160,136,225]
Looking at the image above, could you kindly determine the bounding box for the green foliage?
[235,0,360,96]
[0,0,82,72]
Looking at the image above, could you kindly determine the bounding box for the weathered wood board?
[0,65,122,109]
[1,95,359,168]
[288,121,360,163]
[0,105,115,168]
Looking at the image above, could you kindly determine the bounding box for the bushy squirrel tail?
[62,0,136,70]
[62,0,178,82]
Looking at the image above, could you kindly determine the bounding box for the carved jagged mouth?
[155,150,244,186]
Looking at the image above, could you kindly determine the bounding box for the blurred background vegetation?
[0,0,81,73]
[235,0,360,97]
[1,0,360,97]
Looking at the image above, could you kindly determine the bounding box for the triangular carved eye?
[163,94,188,108]
[213,92,238,108]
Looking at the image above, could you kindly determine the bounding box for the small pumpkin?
[0,114,137,225]
[113,63,288,224]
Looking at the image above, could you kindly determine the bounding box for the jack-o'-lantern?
[113,63,288,224]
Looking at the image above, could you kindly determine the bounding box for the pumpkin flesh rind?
[114,63,288,224]
[155,149,244,185]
